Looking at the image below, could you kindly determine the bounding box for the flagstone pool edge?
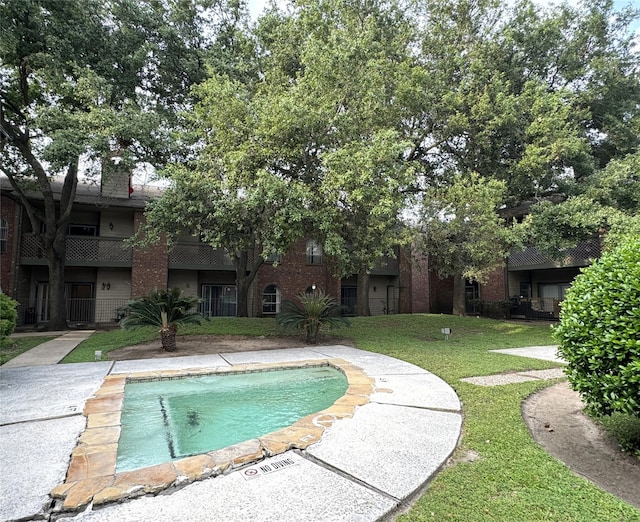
[50,358,374,512]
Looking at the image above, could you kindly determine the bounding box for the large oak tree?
[0,0,224,329]
[411,0,640,312]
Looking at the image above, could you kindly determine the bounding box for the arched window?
[305,240,322,265]
[262,284,281,315]
[0,218,7,254]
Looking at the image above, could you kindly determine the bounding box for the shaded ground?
[523,381,640,509]
[107,334,354,360]
[109,335,639,510]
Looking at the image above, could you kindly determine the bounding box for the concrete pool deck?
[0,345,463,521]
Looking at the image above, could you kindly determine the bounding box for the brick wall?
[256,239,340,315]
[0,195,21,297]
[131,211,168,297]
[399,247,430,313]
[480,263,507,302]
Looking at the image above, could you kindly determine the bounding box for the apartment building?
[3,172,589,327]
[1,174,440,327]
[506,239,601,320]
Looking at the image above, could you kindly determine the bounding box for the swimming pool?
[52,358,375,512]
[117,366,348,472]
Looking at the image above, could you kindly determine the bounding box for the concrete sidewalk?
[491,345,565,364]
[0,343,565,521]
[2,330,95,367]
[0,346,462,522]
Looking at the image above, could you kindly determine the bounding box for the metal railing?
[197,299,237,317]
[19,297,130,325]
[510,298,561,320]
[341,297,399,316]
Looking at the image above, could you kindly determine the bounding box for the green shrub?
[120,288,204,352]
[0,293,19,346]
[276,291,350,344]
[554,235,640,417]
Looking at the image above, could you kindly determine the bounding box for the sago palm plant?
[120,288,204,352]
[276,291,350,344]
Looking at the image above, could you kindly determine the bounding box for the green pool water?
[116,366,348,472]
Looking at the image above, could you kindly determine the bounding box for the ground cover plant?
[57,314,640,520]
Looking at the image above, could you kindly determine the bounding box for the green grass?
[60,317,287,363]
[23,315,640,519]
[595,413,640,459]
[0,336,57,365]
[60,327,159,363]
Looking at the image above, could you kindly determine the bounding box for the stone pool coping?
[50,358,376,512]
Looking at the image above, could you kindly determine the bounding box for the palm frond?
[277,291,349,343]
[121,288,204,331]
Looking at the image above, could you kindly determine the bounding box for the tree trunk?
[160,324,178,351]
[355,269,371,316]
[44,223,72,331]
[7,153,78,331]
[452,272,466,316]
[46,254,68,330]
[233,249,264,317]
[236,274,251,318]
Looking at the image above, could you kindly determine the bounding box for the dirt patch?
[107,334,354,360]
[523,381,640,509]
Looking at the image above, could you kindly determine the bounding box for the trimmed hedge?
[554,235,640,417]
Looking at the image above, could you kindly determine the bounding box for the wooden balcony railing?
[168,243,234,270]
[20,235,132,265]
[508,239,601,271]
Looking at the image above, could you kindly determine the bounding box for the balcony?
[19,297,130,325]
[370,255,400,276]
[508,239,601,271]
[168,243,234,270]
[20,234,132,266]
[510,297,560,320]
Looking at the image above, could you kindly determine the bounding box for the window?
[200,285,237,317]
[538,283,571,310]
[262,285,281,315]
[265,252,282,264]
[68,224,97,236]
[305,240,322,265]
[0,218,7,253]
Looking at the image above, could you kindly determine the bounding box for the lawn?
[0,335,57,365]
[39,316,640,519]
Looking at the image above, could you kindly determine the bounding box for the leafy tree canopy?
[0,0,232,328]
[412,0,639,303]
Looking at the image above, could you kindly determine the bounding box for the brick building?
[0,175,432,326]
[1,174,519,327]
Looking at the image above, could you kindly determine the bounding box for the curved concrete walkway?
[0,346,462,522]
